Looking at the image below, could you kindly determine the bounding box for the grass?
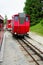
[30,23,43,36]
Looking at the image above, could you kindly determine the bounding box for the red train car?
[0,15,4,31]
[6,20,12,31]
[12,13,30,36]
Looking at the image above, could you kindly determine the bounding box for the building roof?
[0,15,4,20]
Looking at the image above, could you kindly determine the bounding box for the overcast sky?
[0,0,25,19]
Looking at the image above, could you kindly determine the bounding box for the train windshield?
[8,21,11,24]
[25,16,29,21]
[7,20,11,25]
[14,16,19,21]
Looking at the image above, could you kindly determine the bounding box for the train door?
[18,13,25,34]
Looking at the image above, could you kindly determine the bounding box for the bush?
[30,15,41,26]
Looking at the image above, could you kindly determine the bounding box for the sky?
[0,0,25,19]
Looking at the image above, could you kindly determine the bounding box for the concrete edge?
[0,33,6,62]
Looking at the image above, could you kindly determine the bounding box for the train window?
[14,16,19,21]
[25,16,29,21]
[8,21,10,24]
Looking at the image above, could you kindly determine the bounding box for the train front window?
[25,16,29,21]
[14,16,19,21]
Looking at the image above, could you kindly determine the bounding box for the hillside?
[30,23,43,36]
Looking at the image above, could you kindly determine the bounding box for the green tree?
[4,15,7,24]
[24,0,43,26]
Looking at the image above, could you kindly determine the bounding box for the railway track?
[23,34,43,54]
[15,36,43,65]
[25,34,43,54]
[25,34,43,46]
[25,35,43,54]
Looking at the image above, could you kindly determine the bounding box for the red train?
[6,20,12,31]
[0,15,4,31]
[11,13,30,36]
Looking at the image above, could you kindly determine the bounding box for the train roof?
[19,13,25,17]
[12,13,30,18]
